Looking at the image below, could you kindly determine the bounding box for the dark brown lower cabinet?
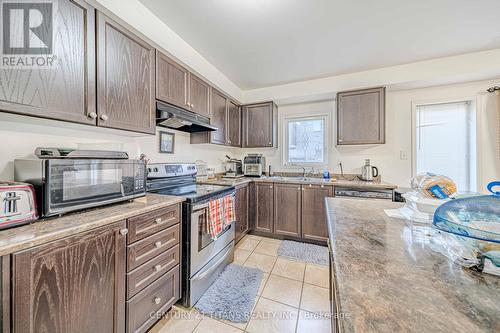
[1,256,10,333]
[274,183,301,237]
[255,183,274,233]
[235,184,249,243]
[301,184,333,241]
[12,220,127,333]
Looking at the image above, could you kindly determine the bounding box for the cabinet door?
[274,183,301,237]
[235,185,249,243]
[337,87,385,145]
[227,100,241,147]
[301,185,332,241]
[255,183,274,233]
[210,89,227,144]
[12,221,127,333]
[0,0,96,125]
[243,102,276,147]
[156,51,188,109]
[97,13,155,134]
[189,74,210,117]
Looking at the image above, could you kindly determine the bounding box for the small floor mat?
[194,263,263,323]
[278,240,329,266]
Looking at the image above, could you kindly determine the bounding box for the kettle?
[360,159,379,181]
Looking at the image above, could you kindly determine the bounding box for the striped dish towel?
[207,195,235,239]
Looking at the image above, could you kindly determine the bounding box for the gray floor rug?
[278,240,329,266]
[194,263,263,323]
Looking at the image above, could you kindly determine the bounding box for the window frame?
[282,114,329,167]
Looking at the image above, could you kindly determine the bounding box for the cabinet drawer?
[127,244,180,298]
[127,224,180,271]
[127,205,180,244]
[126,265,179,333]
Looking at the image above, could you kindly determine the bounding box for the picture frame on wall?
[159,131,175,153]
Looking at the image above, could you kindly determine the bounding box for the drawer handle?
[154,264,162,272]
[155,217,163,224]
[155,241,162,248]
[119,228,128,236]
[153,296,161,305]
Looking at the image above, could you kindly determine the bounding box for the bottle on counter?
[323,168,330,180]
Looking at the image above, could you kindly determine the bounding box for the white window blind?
[416,101,477,192]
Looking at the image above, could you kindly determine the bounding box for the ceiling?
[139,0,500,90]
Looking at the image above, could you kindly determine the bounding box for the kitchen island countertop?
[0,194,184,256]
[326,197,500,333]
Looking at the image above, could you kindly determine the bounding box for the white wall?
[0,114,236,181]
[238,79,500,192]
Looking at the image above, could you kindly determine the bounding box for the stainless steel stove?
[147,163,235,307]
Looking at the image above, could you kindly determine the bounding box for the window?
[284,116,326,165]
[415,101,477,192]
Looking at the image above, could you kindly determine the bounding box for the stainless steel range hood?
[156,101,217,132]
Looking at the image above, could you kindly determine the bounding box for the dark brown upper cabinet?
[242,102,278,148]
[188,73,210,117]
[0,0,96,125]
[190,89,241,147]
[156,51,210,117]
[209,89,227,144]
[156,51,188,110]
[301,184,332,241]
[97,12,156,134]
[337,87,385,145]
[227,100,241,147]
[11,220,126,333]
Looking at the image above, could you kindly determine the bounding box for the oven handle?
[191,246,232,281]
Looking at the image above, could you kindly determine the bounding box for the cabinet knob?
[191,103,194,108]
[185,102,190,107]
[302,188,305,191]
[88,112,97,119]
[155,241,162,248]
[153,297,161,305]
[338,139,343,143]
[268,142,272,145]
[100,114,109,121]
[154,264,162,272]
[269,185,273,189]
[155,217,163,224]
[119,228,128,236]
[297,187,300,191]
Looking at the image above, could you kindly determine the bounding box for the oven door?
[45,159,145,216]
[190,199,235,276]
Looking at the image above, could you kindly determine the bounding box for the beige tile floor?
[150,234,331,333]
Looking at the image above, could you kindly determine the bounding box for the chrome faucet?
[301,167,307,177]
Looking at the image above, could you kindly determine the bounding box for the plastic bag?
[411,172,457,199]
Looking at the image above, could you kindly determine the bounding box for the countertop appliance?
[360,159,379,181]
[14,150,146,217]
[243,154,266,177]
[146,163,235,307]
[0,181,38,229]
[334,187,394,200]
[224,155,243,178]
[156,101,218,133]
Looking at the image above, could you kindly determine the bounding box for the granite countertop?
[326,197,500,333]
[199,176,397,189]
[0,194,184,256]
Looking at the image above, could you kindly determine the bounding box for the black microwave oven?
[14,158,146,217]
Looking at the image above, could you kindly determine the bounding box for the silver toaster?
[0,181,38,229]
[243,154,266,177]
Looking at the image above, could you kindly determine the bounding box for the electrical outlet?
[400,150,408,160]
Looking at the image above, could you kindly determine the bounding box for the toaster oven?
[14,158,146,217]
[243,154,266,177]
